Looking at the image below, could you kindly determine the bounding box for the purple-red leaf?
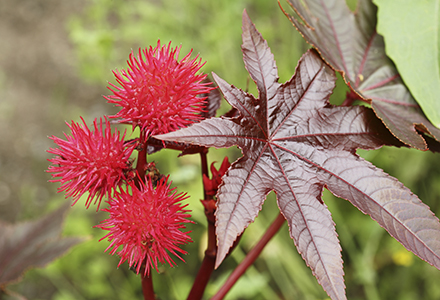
[0,203,85,287]
[242,12,279,103]
[283,0,440,150]
[199,77,222,120]
[155,10,440,300]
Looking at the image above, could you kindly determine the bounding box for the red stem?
[211,213,286,300]
[137,131,155,299]
[186,210,217,300]
[186,151,216,300]
[200,150,209,200]
[342,89,368,106]
[141,274,156,300]
[136,131,148,182]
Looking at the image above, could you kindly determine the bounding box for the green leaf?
[374,0,440,128]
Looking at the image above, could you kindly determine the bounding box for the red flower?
[47,117,134,209]
[96,176,193,275]
[105,40,214,137]
[203,157,231,197]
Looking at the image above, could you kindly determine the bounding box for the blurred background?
[1,0,440,299]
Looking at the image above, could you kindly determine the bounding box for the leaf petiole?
[211,213,286,300]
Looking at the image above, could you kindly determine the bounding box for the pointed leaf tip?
[0,203,86,286]
[241,9,279,103]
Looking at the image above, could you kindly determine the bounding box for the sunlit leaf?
[156,10,440,300]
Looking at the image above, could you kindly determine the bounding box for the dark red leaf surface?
[155,11,440,300]
[199,77,222,120]
[0,203,85,287]
[283,0,440,150]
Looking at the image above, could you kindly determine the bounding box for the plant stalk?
[200,150,209,200]
[135,131,148,182]
[141,274,156,300]
[211,212,286,300]
[137,131,156,300]
[186,209,217,300]
[186,150,216,300]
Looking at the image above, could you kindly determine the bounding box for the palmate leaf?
[283,0,440,150]
[155,11,440,300]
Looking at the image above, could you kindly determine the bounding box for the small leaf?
[373,0,440,128]
[0,203,86,287]
[156,11,440,300]
[199,77,222,119]
[283,0,440,150]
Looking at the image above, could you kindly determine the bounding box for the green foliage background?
[7,0,440,299]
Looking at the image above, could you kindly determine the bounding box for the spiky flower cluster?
[47,40,210,273]
[105,40,214,137]
[47,117,134,209]
[96,176,193,275]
